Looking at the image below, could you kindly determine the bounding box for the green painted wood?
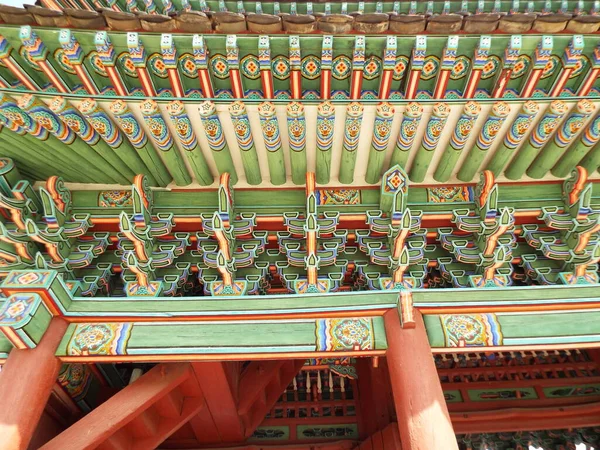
[65,290,399,316]
[528,100,596,179]
[139,100,192,186]
[552,115,600,178]
[365,103,395,185]
[434,102,480,183]
[315,102,335,185]
[287,103,307,186]
[228,101,261,185]
[0,130,57,180]
[18,95,127,185]
[56,317,387,356]
[166,101,214,186]
[457,102,510,182]
[505,101,569,180]
[390,103,424,170]
[21,303,51,346]
[109,100,172,187]
[290,149,307,186]
[0,333,11,357]
[198,101,239,185]
[339,103,363,185]
[127,322,317,349]
[409,103,450,183]
[339,149,358,184]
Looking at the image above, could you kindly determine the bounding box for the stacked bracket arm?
[355,165,427,291]
[521,166,600,285]
[25,177,111,296]
[196,172,267,296]
[435,171,516,288]
[118,174,191,297]
[276,172,348,295]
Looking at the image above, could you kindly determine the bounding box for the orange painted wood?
[384,311,459,450]
[191,362,246,442]
[40,363,194,450]
[0,318,68,450]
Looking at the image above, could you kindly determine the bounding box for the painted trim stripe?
[198,68,214,98]
[320,69,331,100]
[3,57,39,91]
[405,70,421,100]
[379,70,393,100]
[521,68,544,98]
[106,66,128,97]
[74,64,98,95]
[38,60,69,93]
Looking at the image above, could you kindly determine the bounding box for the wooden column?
[384,310,458,450]
[0,318,67,450]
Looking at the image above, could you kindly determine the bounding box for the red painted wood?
[191,362,246,442]
[0,318,68,450]
[381,423,401,450]
[451,401,600,433]
[239,361,286,414]
[384,311,459,450]
[40,363,196,450]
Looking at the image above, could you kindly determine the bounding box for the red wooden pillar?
[384,310,458,450]
[0,318,67,450]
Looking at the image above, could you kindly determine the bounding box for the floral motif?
[570,55,589,79]
[240,54,260,80]
[301,55,321,80]
[271,55,291,80]
[88,51,107,77]
[427,186,474,203]
[363,55,382,80]
[148,52,168,78]
[178,53,197,78]
[210,53,229,79]
[115,52,137,77]
[54,48,76,75]
[392,56,409,81]
[316,318,374,351]
[450,55,470,80]
[441,314,503,347]
[67,323,133,355]
[98,190,133,207]
[541,54,560,79]
[18,46,42,72]
[510,54,531,79]
[421,55,440,80]
[316,189,360,205]
[481,55,500,80]
[332,55,352,80]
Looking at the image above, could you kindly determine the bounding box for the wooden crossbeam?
[40,363,205,450]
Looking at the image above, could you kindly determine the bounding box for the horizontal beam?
[451,401,600,434]
[53,317,388,362]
